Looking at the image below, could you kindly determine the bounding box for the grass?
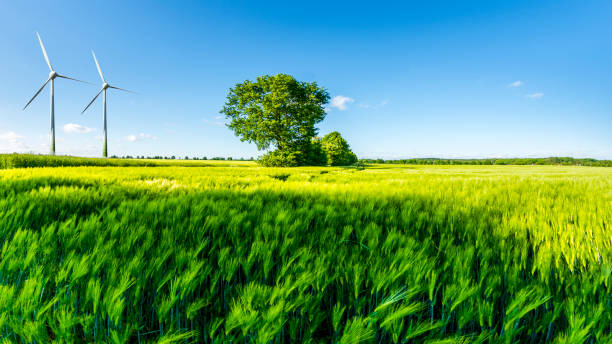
[0,162,610,343]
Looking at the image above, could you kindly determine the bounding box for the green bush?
[321,131,358,166]
[258,150,300,167]
[258,138,329,167]
[305,137,328,166]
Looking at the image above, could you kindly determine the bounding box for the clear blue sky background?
[1,1,610,159]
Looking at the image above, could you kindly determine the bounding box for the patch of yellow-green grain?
[0,164,610,342]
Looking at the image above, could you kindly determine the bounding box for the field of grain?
[0,163,610,343]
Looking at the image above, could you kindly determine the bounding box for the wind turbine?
[82,51,135,158]
[23,32,90,155]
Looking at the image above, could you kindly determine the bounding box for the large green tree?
[320,131,358,166]
[220,74,329,166]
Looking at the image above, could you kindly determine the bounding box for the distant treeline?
[0,154,154,169]
[0,154,260,169]
[360,157,612,167]
[110,155,255,161]
[2,154,610,169]
[0,154,214,169]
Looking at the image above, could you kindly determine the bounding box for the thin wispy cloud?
[330,95,354,111]
[508,81,524,88]
[203,115,225,126]
[359,99,389,109]
[0,131,28,152]
[526,93,544,99]
[126,133,157,142]
[0,131,23,142]
[63,123,94,134]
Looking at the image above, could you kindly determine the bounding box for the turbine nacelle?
[23,33,89,112]
[102,82,109,90]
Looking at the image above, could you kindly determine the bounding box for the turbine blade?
[23,78,51,110]
[82,89,104,114]
[92,50,105,83]
[57,74,93,85]
[36,32,53,71]
[109,85,137,94]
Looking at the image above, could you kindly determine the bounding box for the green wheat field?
[1,160,611,343]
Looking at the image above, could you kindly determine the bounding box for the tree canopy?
[320,131,358,166]
[220,74,329,166]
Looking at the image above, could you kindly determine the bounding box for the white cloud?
[63,123,93,134]
[330,95,354,111]
[526,93,544,99]
[0,131,28,152]
[0,132,23,141]
[508,81,524,88]
[126,133,157,142]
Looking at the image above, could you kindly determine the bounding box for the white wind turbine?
[23,32,90,155]
[82,51,135,158]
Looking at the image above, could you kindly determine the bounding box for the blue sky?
[1,1,610,159]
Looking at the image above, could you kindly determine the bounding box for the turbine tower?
[23,32,90,155]
[82,51,135,158]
